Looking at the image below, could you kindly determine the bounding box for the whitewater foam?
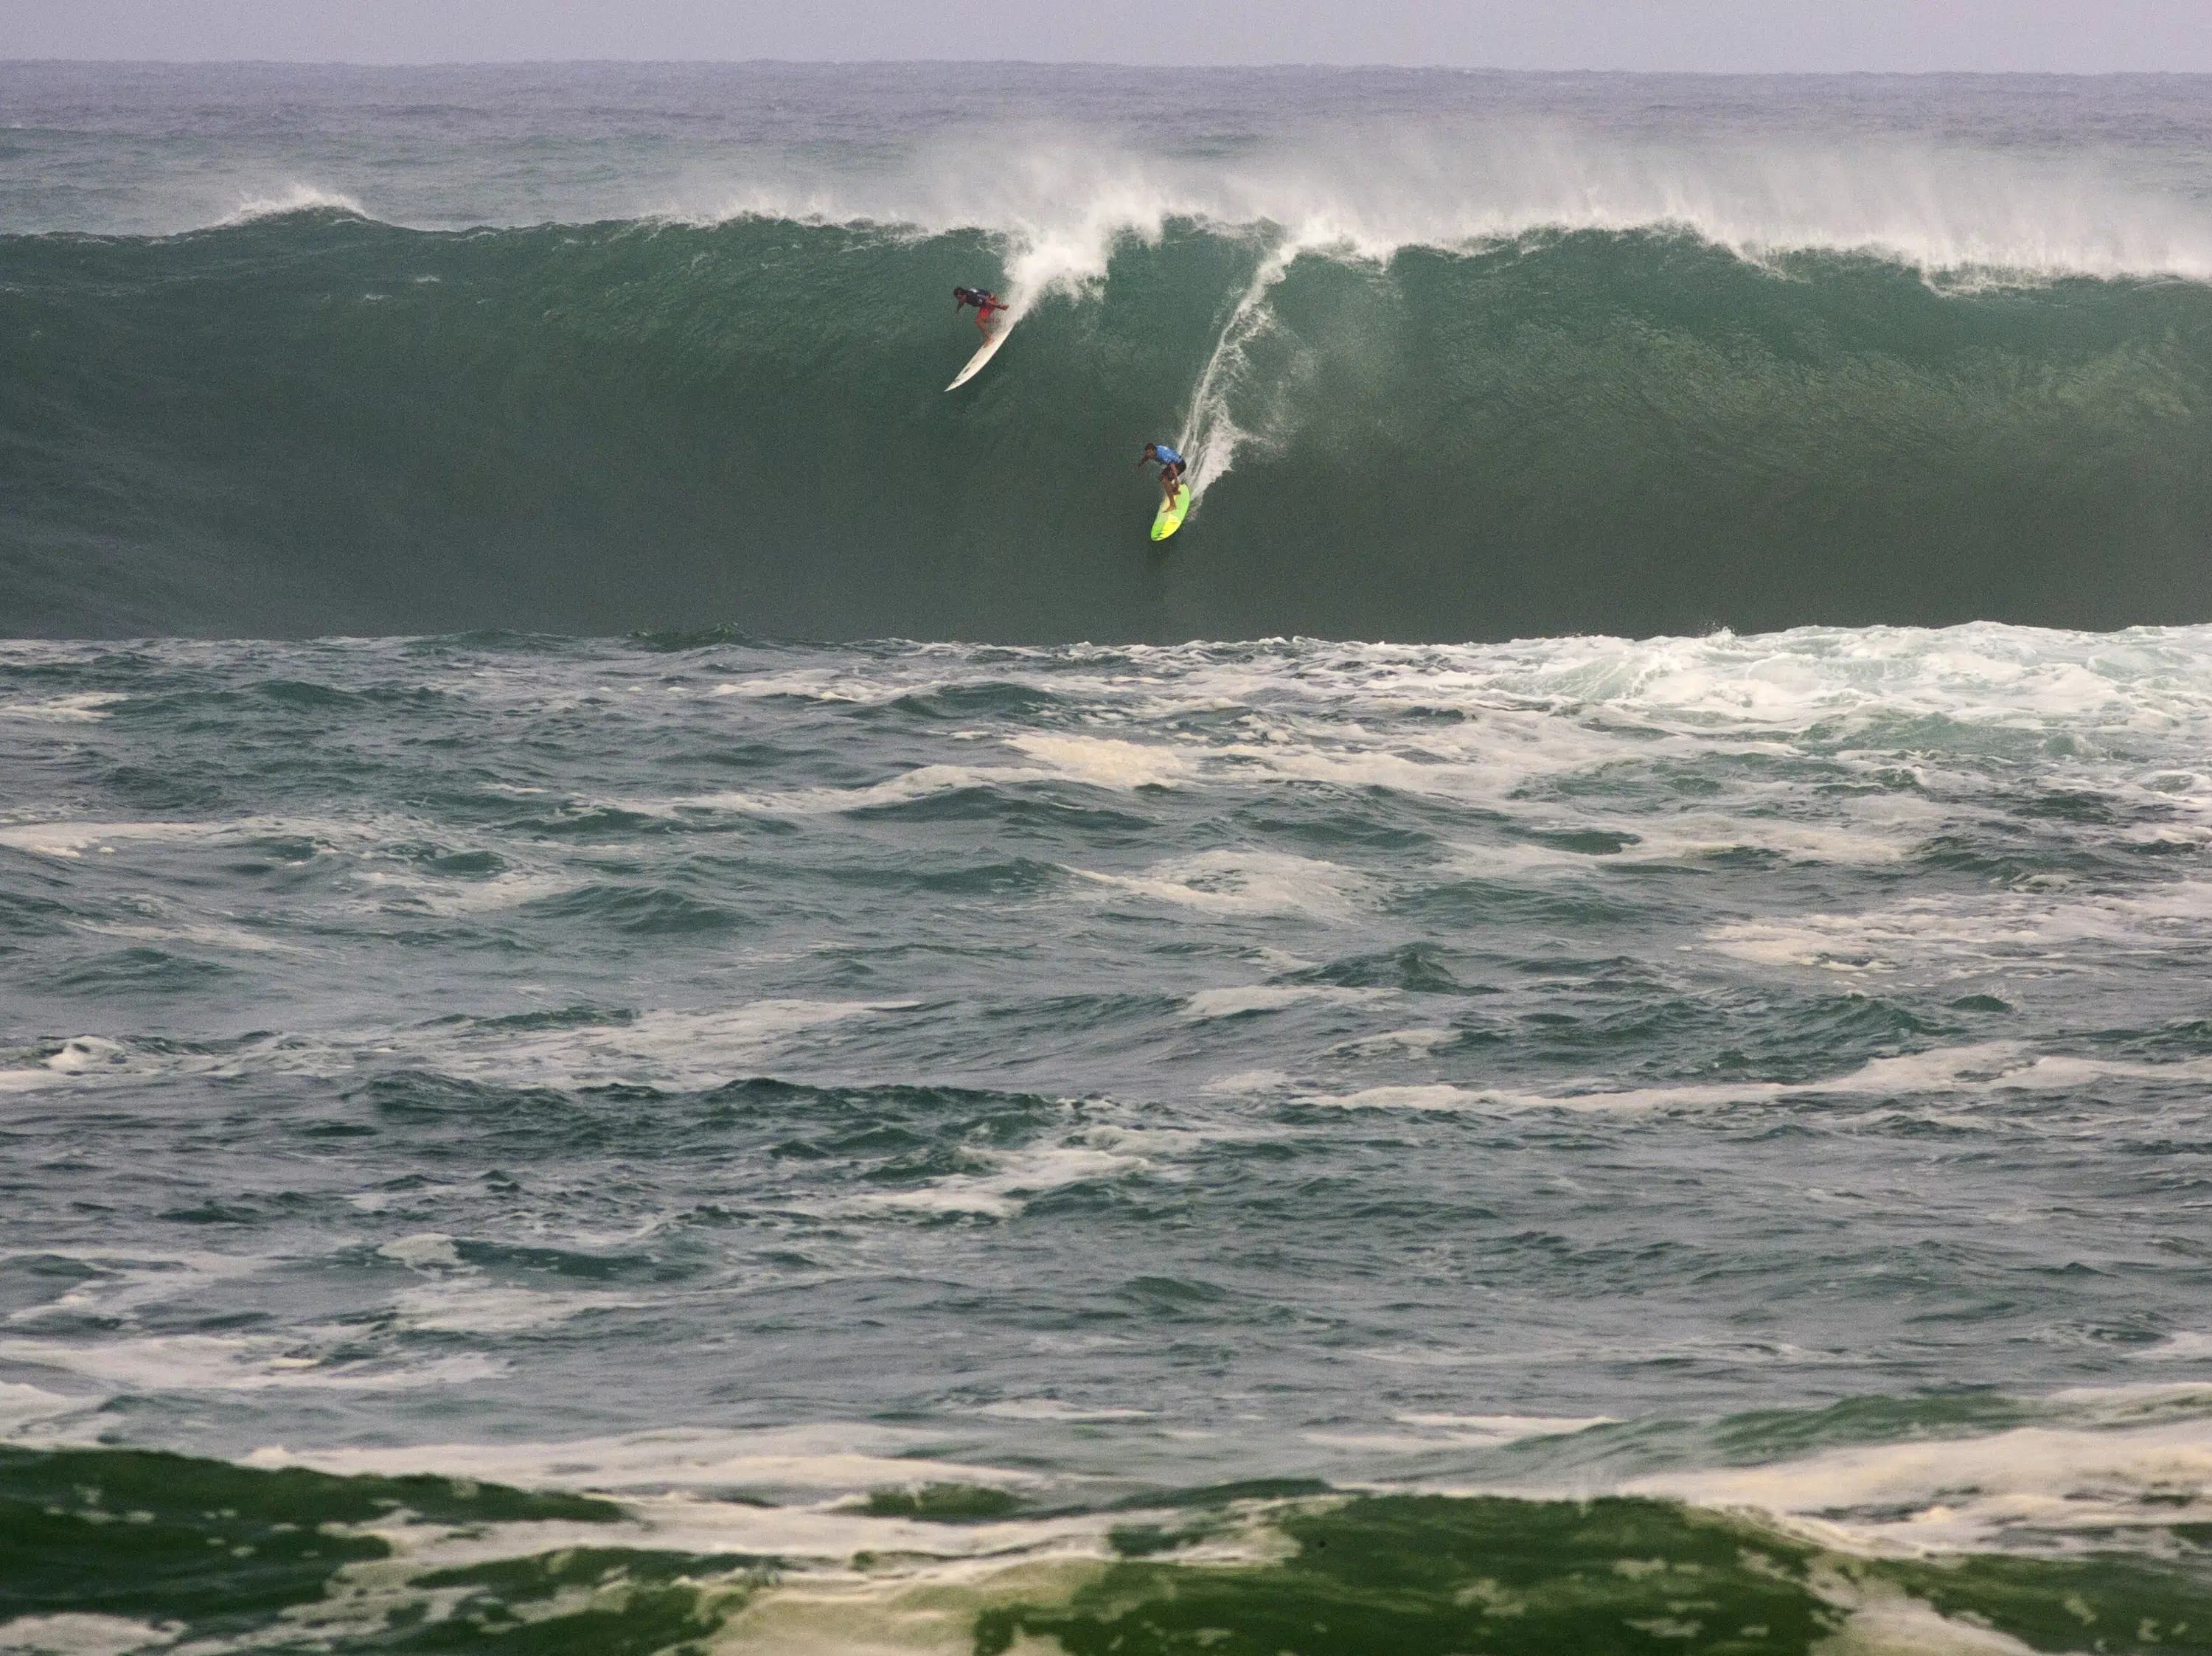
[0,1331,505,1397]
[1632,1412,2212,1554]
[1309,1040,2212,1115]
[685,129,2212,287]
[0,1615,183,1656]
[1182,984,1391,1019]
[240,1422,1031,1505]
[849,1140,1148,1222]
[1072,849,1368,919]
[0,693,125,723]
[216,182,369,225]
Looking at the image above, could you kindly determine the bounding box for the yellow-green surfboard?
[1151,483,1191,542]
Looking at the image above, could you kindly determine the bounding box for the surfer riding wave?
[954,286,1006,334]
[1138,442,1188,509]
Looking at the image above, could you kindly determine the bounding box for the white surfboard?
[945,319,1015,391]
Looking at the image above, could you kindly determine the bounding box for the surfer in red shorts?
[953,285,1006,334]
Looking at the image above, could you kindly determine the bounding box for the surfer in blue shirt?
[1138,442,1188,509]
[953,286,1006,335]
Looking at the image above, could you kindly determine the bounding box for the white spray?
[1175,234,1313,513]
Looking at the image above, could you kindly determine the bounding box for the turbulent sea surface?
[8,64,2212,1656]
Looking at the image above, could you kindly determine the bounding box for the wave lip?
[676,131,2212,284]
[213,182,370,226]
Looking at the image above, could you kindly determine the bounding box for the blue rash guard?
[1152,445,1186,469]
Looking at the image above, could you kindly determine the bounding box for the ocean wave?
[165,128,2212,288]
[7,209,2212,641]
[7,1422,2211,1655]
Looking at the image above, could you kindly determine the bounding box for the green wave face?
[5,211,2211,641]
[7,1446,2211,1655]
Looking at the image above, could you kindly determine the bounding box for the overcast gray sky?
[7,1,2212,72]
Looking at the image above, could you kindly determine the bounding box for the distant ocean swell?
[4,202,2211,641]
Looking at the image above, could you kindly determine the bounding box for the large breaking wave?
[6,159,2212,639]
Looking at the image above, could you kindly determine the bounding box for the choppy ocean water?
[10,626,2212,1651]
[7,62,2212,1656]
